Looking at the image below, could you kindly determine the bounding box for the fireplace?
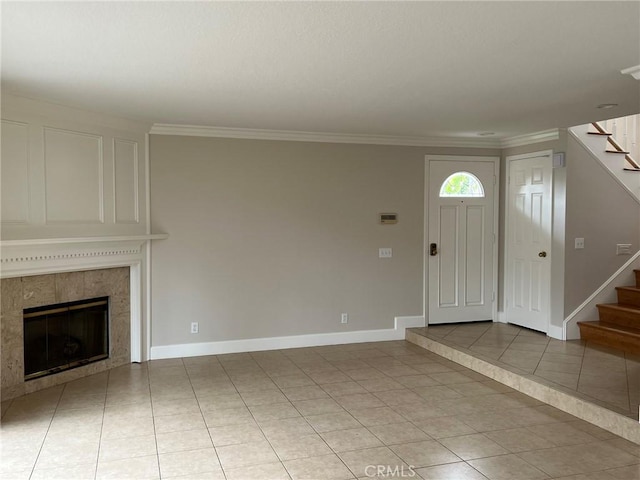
[1,267,133,401]
[23,297,109,380]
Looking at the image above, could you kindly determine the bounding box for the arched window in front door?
[439,171,485,197]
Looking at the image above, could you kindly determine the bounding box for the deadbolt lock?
[538,251,547,258]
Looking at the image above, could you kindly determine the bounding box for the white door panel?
[506,154,552,332]
[428,159,497,324]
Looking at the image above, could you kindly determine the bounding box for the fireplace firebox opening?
[23,296,109,380]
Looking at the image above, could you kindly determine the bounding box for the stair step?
[616,286,640,308]
[606,150,631,154]
[587,131,612,136]
[577,321,640,355]
[636,270,640,288]
[596,303,640,329]
[623,168,640,172]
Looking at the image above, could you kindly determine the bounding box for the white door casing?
[426,157,499,324]
[505,151,553,333]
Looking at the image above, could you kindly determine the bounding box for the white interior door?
[506,152,552,333]
[428,158,497,324]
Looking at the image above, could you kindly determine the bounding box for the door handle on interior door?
[430,243,438,256]
[538,251,547,258]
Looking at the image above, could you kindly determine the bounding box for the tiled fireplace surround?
[1,267,131,401]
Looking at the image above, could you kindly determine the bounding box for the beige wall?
[564,134,640,314]
[149,135,498,347]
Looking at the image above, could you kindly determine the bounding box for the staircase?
[578,270,640,354]
[588,119,640,171]
[570,115,640,203]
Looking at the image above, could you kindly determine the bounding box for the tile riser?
[616,287,640,308]
[596,305,640,329]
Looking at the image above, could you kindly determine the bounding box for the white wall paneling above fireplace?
[1,120,30,224]
[44,127,104,224]
[113,138,140,224]
[0,94,151,240]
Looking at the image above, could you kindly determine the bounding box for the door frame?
[504,150,554,333]
[424,155,500,325]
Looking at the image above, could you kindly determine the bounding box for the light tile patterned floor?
[411,322,640,420]
[1,340,639,479]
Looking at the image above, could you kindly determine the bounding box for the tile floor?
[1,340,639,480]
[410,322,640,420]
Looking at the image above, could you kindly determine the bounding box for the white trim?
[424,155,500,325]
[547,324,563,340]
[150,123,502,148]
[621,65,640,80]
[563,250,640,340]
[151,123,565,150]
[501,129,562,148]
[150,315,424,359]
[144,133,152,362]
[0,233,167,248]
[129,262,142,363]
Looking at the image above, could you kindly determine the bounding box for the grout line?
[28,380,66,479]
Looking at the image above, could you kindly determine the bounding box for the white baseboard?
[150,315,425,360]
[495,312,508,324]
[547,324,563,340]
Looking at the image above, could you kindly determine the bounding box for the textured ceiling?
[2,1,639,140]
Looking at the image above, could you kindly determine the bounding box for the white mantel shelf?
[0,233,169,279]
[1,234,169,247]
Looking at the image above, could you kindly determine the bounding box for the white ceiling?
[2,1,639,141]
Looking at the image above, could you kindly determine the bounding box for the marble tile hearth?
[1,267,131,401]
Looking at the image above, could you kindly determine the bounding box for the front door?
[505,152,552,333]
[427,157,497,324]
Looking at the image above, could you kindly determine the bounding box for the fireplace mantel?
[0,234,168,279]
[1,233,168,369]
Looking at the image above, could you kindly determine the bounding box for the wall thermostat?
[379,213,398,224]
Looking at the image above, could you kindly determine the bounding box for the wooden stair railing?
[590,121,640,171]
[577,269,640,355]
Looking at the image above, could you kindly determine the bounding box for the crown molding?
[150,123,503,149]
[500,129,563,148]
[151,123,567,150]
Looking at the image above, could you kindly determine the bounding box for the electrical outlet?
[341,313,348,324]
[190,322,199,334]
[575,238,584,249]
[379,248,393,258]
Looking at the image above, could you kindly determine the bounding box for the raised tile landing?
[407,323,640,444]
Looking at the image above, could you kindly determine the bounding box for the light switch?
[575,238,584,249]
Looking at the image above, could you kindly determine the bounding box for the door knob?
[430,243,438,256]
[538,251,547,258]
